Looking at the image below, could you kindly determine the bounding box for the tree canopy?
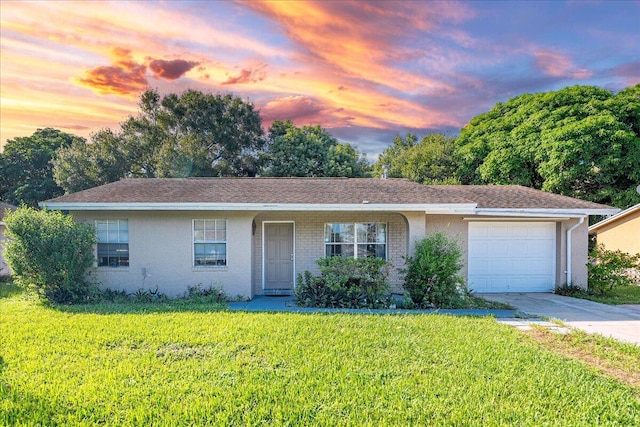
[262,120,369,177]
[373,133,459,184]
[53,89,266,193]
[455,84,640,208]
[0,128,84,206]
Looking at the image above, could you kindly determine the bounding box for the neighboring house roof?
[41,178,617,216]
[589,203,640,232]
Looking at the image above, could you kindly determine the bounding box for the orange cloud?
[241,1,473,94]
[149,59,200,80]
[73,47,148,96]
[222,64,268,85]
[533,49,593,79]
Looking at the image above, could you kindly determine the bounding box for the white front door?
[468,222,556,293]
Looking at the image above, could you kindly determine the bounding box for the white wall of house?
[68,209,592,298]
[72,210,257,298]
[0,224,10,276]
[252,211,411,295]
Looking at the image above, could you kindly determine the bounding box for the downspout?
[565,216,585,285]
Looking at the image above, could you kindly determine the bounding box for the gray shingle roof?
[42,178,614,211]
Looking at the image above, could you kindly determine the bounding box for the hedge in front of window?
[295,256,391,308]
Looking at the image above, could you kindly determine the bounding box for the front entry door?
[264,222,294,293]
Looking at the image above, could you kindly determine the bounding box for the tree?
[455,84,640,209]
[262,120,369,177]
[374,133,459,184]
[53,129,129,194]
[0,128,84,206]
[53,89,266,193]
[3,206,97,303]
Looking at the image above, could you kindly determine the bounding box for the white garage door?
[468,222,556,293]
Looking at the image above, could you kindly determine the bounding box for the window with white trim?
[194,219,227,266]
[96,219,129,267]
[324,223,387,259]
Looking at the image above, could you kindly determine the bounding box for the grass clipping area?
[1,297,639,426]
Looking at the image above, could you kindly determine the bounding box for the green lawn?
[569,284,640,305]
[1,296,639,426]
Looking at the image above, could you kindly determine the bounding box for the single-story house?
[0,202,17,276]
[589,203,640,256]
[41,178,618,298]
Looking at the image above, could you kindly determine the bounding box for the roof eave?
[40,202,477,213]
[589,203,640,231]
[475,208,619,218]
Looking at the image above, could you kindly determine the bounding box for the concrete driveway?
[482,293,640,345]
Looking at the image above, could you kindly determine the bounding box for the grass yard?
[571,284,640,305]
[1,296,639,426]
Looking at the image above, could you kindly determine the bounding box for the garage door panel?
[468,222,556,293]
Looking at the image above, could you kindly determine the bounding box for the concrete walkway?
[482,293,640,345]
[228,295,519,317]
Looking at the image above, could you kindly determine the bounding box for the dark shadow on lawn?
[53,301,229,315]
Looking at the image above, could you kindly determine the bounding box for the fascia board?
[588,203,640,231]
[40,202,477,213]
[476,208,619,217]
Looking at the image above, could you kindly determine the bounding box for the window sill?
[95,267,130,272]
[192,266,228,272]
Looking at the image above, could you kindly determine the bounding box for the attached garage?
[468,222,556,293]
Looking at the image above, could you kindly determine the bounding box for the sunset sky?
[1,0,638,158]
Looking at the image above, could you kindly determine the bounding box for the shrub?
[295,257,391,308]
[588,244,640,295]
[2,206,97,303]
[401,232,466,308]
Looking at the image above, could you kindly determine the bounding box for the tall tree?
[262,120,369,177]
[455,84,640,208]
[53,89,266,193]
[0,128,84,206]
[374,133,459,184]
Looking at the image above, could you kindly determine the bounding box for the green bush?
[401,232,467,308]
[2,206,97,304]
[295,257,391,308]
[588,244,640,295]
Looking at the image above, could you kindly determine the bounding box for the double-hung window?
[193,219,227,266]
[325,223,387,259]
[96,219,129,267]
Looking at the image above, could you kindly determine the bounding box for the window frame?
[95,219,129,268]
[193,219,228,268]
[324,222,388,260]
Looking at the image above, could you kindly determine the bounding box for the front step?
[263,288,293,296]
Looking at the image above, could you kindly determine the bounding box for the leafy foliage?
[263,120,370,177]
[455,84,640,209]
[374,133,459,184]
[2,207,97,303]
[587,244,640,295]
[53,89,266,193]
[401,232,467,308]
[0,128,84,206]
[295,256,390,308]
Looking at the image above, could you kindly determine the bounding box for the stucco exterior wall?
[594,212,640,256]
[71,210,257,297]
[425,215,468,279]
[252,211,411,295]
[0,224,10,276]
[555,218,589,289]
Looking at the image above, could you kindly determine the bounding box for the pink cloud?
[612,61,640,85]
[260,95,355,128]
[533,49,593,79]
[221,64,267,85]
[148,59,200,80]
